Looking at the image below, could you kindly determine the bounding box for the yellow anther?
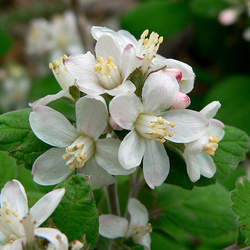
[13,212,18,217]
[62,154,67,160]
[66,146,73,153]
[96,57,103,63]
[55,68,60,74]
[68,164,75,171]
[141,29,149,39]
[94,65,101,72]
[170,121,175,128]
[168,132,174,137]
[49,63,53,69]
[159,138,166,143]
[63,54,68,60]
[209,136,219,143]
[203,146,215,155]
[107,56,114,63]
[157,117,165,124]
[76,144,83,149]
[158,36,163,44]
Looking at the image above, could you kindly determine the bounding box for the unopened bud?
[164,68,182,82]
[172,91,190,109]
[71,240,84,250]
[109,117,123,131]
[218,8,238,26]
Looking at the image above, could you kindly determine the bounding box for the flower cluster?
[29,26,225,249]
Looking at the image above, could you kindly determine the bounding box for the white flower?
[183,101,225,182]
[218,8,239,26]
[91,26,195,93]
[30,55,76,107]
[99,198,151,250]
[109,69,209,188]
[65,32,138,96]
[30,95,134,189]
[0,179,67,250]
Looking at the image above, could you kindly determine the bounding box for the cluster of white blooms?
[26,11,83,61]
[0,180,68,249]
[218,0,250,41]
[29,26,225,249]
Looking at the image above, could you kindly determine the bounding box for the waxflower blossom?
[65,31,138,96]
[0,179,67,250]
[91,26,195,93]
[30,54,76,107]
[30,95,134,189]
[109,69,209,188]
[99,198,151,249]
[183,101,225,182]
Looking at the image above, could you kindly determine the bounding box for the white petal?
[118,131,145,169]
[163,109,209,143]
[91,26,116,40]
[106,80,136,96]
[65,52,105,95]
[30,188,65,227]
[35,228,68,250]
[128,198,148,227]
[32,148,72,186]
[142,70,179,113]
[117,30,138,47]
[120,44,137,79]
[200,101,221,119]
[79,157,115,190]
[29,105,77,147]
[1,180,28,219]
[95,138,136,175]
[134,233,151,250]
[95,35,122,67]
[76,95,108,139]
[29,90,68,107]
[208,119,225,141]
[2,239,24,250]
[99,215,128,239]
[109,94,143,130]
[143,140,170,189]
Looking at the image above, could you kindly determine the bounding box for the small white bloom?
[99,198,151,250]
[91,26,195,92]
[218,8,239,26]
[183,101,225,182]
[30,95,134,189]
[0,179,67,250]
[65,35,137,96]
[109,69,209,188]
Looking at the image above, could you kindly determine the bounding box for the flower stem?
[106,182,120,216]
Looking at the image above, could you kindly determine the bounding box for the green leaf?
[0,29,12,56]
[214,126,250,189]
[0,109,50,169]
[232,179,250,245]
[190,0,229,18]
[120,1,191,39]
[52,175,99,246]
[154,183,237,242]
[205,75,250,135]
[0,151,51,207]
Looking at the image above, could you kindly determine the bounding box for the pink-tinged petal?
[99,215,128,239]
[200,101,221,119]
[109,94,143,130]
[208,119,225,141]
[143,140,170,189]
[29,90,68,108]
[172,91,191,109]
[95,138,136,175]
[65,52,105,95]
[118,131,145,169]
[106,80,136,96]
[35,228,68,250]
[134,233,151,250]
[95,35,122,67]
[163,109,209,143]
[76,95,108,139]
[79,157,115,190]
[120,44,137,79]
[128,198,148,227]
[218,8,238,26]
[32,148,72,186]
[142,69,179,113]
[1,180,28,219]
[30,188,65,227]
[29,105,77,147]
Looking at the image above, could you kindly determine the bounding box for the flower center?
[203,136,219,155]
[137,29,163,74]
[135,113,175,143]
[130,223,152,239]
[94,56,122,90]
[62,136,95,170]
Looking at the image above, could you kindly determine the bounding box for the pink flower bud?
[218,8,238,26]
[109,117,123,131]
[164,68,182,82]
[172,91,191,109]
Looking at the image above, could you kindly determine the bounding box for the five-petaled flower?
[0,179,67,250]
